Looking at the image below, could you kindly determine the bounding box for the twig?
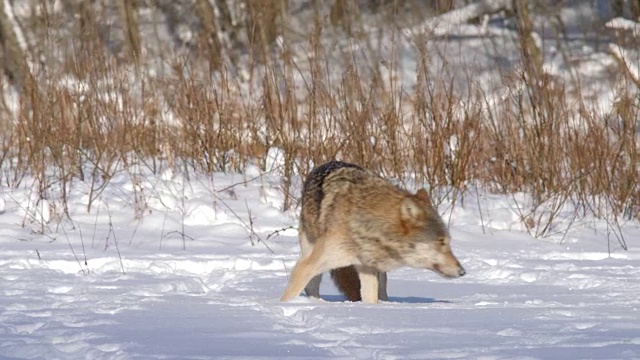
[474,183,486,235]
[246,200,255,246]
[214,192,275,254]
[164,230,195,241]
[65,216,88,268]
[159,209,169,250]
[266,225,296,241]
[62,226,87,275]
[105,201,126,274]
[181,177,187,251]
[128,218,140,245]
[215,169,279,194]
[91,200,101,249]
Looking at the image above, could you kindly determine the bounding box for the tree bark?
[245,0,286,62]
[0,0,31,92]
[435,0,454,14]
[195,0,223,71]
[513,0,543,78]
[631,0,640,20]
[119,0,141,63]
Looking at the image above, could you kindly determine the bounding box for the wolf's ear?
[415,188,432,207]
[400,196,423,222]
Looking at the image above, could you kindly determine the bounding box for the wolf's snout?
[458,267,466,277]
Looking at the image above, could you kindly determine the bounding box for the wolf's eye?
[437,237,446,245]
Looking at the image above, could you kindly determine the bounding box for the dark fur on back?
[301,160,363,225]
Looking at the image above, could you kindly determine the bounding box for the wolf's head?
[398,189,466,278]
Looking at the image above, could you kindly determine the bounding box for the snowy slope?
[1,165,638,360]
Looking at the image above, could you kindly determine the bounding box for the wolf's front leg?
[356,265,379,304]
[281,235,352,301]
[377,271,388,301]
[281,253,320,302]
[299,231,322,298]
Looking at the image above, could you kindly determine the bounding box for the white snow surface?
[0,166,639,360]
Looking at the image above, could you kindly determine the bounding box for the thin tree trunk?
[0,0,31,92]
[435,0,454,14]
[631,0,640,20]
[330,0,359,34]
[513,0,543,78]
[195,0,223,71]
[119,0,141,63]
[611,0,624,18]
[245,0,286,62]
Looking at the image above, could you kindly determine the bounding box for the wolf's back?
[301,160,363,214]
[300,161,363,239]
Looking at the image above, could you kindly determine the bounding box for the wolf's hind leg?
[304,274,322,298]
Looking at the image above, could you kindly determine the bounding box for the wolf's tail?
[330,266,361,301]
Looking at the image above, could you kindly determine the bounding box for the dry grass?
[0,1,638,241]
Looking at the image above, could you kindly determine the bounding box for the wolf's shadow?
[320,294,452,304]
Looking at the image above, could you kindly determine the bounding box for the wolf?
[281,160,465,303]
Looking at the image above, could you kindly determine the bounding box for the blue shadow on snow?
[320,294,452,304]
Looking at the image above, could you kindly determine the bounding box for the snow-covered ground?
[1,0,638,358]
[1,163,638,359]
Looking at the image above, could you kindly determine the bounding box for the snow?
[405,0,511,36]
[2,1,640,358]
[606,17,640,37]
[1,163,638,359]
[609,44,640,83]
